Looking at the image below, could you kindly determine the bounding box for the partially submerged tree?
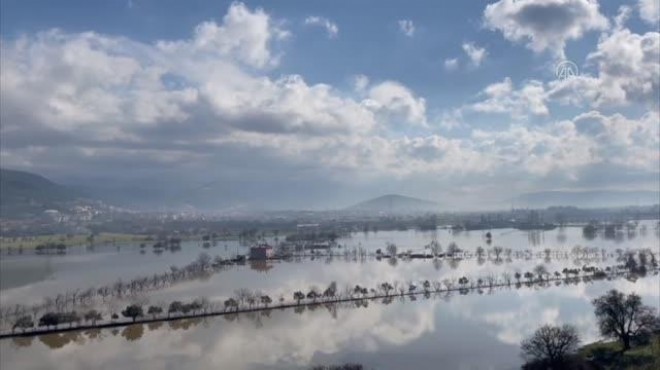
[12,316,34,333]
[84,309,102,325]
[147,306,163,319]
[121,304,143,322]
[521,324,580,366]
[592,289,660,350]
[168,301,183,317]
[260,295,272,308]
[293,291,305,305]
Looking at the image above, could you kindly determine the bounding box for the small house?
[250,245,274,260]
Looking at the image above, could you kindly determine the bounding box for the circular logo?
[555,60,579,81]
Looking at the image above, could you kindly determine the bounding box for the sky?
[0,0,659,210]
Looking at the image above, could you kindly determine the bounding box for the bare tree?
[521,324,580,366]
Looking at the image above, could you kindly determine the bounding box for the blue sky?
[1,0,658,209]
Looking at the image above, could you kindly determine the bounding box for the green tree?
[121,305,144,322]
[592,290,660,350]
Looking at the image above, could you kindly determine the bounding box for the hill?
[0,169,81,218]
[516,190,660,208]
[348,194,438,213]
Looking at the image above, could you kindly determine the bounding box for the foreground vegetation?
[580,335,660,370]
[521,290,660,369]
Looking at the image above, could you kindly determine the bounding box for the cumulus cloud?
[548,27,660,108]
[483,0,609,58]
[0,1,658,208]
[304,16,339,39]
[639,0,660,25]
[157,2,289,69]
[471,78,549,119]
[362,81,428,128]
[398,19,415,37]
[462,42,488,67]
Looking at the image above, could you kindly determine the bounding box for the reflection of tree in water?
[168,318,202,331]
[249,312,264,328]
[556,229,567,244]
[528,231,542,246]
[147,322,163,331]
[12,336,33,347]
[448,258,460,269]
[83,329,102,340]
[121,324,144,342]
[223,313,239,322]
[432,258,442,270]
[293,305,306,315]
[38,332,82,349]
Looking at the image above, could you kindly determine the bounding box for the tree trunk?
[622,335,631,351]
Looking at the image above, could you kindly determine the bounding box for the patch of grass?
[580,335,660,370]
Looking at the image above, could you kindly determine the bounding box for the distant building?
[297,223,320,235]
[250,245,274,260]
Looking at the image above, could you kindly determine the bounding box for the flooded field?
[1,221,658,369]
[1,277,658,370]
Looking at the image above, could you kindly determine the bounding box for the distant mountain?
[0,169,82,218]
[516,190,660,208]
[348,194,438,213]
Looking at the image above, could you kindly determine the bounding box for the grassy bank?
[579,335,660,370]
[0,233,148,250]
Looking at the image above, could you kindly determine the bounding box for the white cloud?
[1,1,658,208]
[362,81,428,128]
[483,0,609,58]
[572,111,659,170]
[548,27,660,108]
[471,77,549,119]
[157,2,289,69]
[304,16,339,39]
[398,19,415,37]
[639,0,660,25]
[462,42,487,67]
[614,5,633,31]
[444,58,459,71]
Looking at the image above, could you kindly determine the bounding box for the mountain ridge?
[348,194,438,213]
[0,168,83,218]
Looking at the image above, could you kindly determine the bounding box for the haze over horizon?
[1,0,659,211]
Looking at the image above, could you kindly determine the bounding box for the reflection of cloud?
[483,306,559,344]
[208,299,438,369]
[445,277,659,348]
[1,275,657,370]
[0,298,437,370]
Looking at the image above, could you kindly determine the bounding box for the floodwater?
[0,221,658,369]
[0,278,658,370]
